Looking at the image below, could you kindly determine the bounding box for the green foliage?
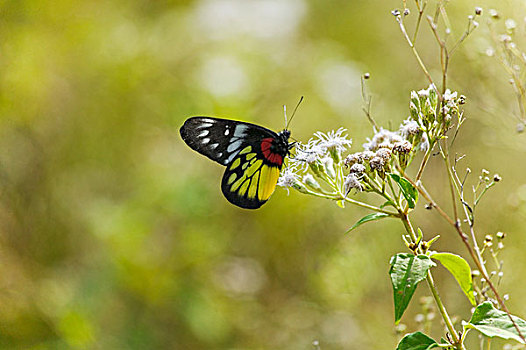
[388,173,418,209]
[389,254,436,324]
[396,332,439,350]
[346,212,391,232]
[430,252,476,305]
[1,0,526,349]
[466,302,526,344]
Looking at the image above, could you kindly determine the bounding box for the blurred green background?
[1,0,526,349]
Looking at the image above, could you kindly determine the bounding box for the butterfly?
[180,116,295,209]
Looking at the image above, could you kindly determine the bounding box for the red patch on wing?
[260,138,283,166]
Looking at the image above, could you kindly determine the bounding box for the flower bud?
[428,87,438,110]
[411,91,420,110]
[409,102,420,120]
[292,182,309,194]
[322,157,336,178]
[303,174,321,190]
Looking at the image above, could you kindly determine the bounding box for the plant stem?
[400,214,464,349]
[396,16,442,100]
[400,174,526,343]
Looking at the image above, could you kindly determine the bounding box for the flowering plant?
[279,3,526,349]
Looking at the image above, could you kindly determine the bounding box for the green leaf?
[380,200,396,209]
[346,212,390,233]
[430,252,475,306]
[396,332,439,350]
[389,254,435,324]
[388,173,418,209]
[466,301,526,344]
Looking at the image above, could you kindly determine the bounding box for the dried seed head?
[369,156,385,171]
[505,19,517,30]
[344,173,362,194]
[496,231,506,239]
[489,9,499,19]
[458,95,466,104]
[350,163,366,174]
[403,8,410,16]
[361,150,375,161]
[391,9,401,17]
[400,119,421,138]
[485,234,493,242]
[376,148,392,162]
[363,72,370,79]
[344,153,361,167]
[475,7,483,16]
[393,140,412,153]
[493,174,501,182]
[394,323,407,334]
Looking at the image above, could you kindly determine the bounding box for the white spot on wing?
[197,123,213,129]
[210,143,219,149]
[202,138,210,144]
[234,124,248,138]
[199,130,209,137]
[201,118,215,123]
[224,129,230,135]
[225,152,237,164]
[227,140,242,152]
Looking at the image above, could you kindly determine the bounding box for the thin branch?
[400,171,526,343]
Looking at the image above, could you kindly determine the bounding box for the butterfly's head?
[273,129,293,155]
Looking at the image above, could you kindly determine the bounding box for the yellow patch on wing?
[230,157,241,170]
[227,173,237,185]
[239,146,252,155]
[230,174,245,192]
[238,179,250,196]
[257,165,280,201]
[247,176,259,199]
[246,159,262,177]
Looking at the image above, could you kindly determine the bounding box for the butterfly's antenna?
[283,104,288,128]
[285,96,304,129]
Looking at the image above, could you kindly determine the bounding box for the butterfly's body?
[180,117,293,209]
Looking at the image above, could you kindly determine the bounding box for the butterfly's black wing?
[180,116,290,209]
